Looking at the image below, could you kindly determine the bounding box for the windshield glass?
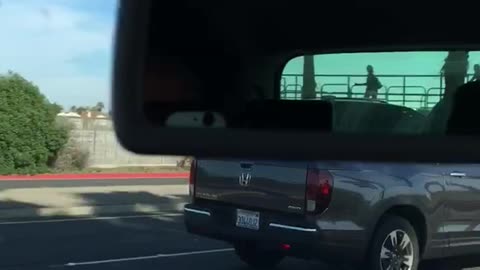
[2,1,480,270]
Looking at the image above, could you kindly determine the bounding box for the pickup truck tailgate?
[194,159,307,214]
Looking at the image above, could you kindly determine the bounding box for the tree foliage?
[75,106,88,114]
[53,140,89,171]
[0,72,69,174]
[94,101,105,112]
[50,102,63,114]
[69,102,105,114]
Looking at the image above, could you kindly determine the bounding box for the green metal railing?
[281,73,474,109]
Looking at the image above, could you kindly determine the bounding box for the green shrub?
[177,156,193,168]
[53,140,90,171]
[0,72,69,174]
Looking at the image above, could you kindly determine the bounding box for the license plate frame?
[236,209,260,230]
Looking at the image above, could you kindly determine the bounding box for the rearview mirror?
[113,0,480,162]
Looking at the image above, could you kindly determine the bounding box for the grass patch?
[55,166,190,174]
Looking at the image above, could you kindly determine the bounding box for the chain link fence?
[69,128,184,168]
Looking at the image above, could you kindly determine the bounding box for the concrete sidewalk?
[0,184,189,220]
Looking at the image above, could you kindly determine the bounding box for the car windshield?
[2,1,480,270]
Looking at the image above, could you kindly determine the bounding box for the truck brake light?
[189,159,197,198]
[305,168,333,214]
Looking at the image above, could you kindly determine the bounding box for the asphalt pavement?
[0,212,330,270]
[0,178,331,270]
[0,178,189,221]
[0,179,478,270]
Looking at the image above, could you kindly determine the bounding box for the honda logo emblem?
[239,172,252,187]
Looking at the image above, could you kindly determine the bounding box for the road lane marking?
[63,248,235,266]
[0,213,182,225]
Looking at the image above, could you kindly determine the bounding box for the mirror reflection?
[282,51,479,135]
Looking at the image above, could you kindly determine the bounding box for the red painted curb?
[0,173,190,181]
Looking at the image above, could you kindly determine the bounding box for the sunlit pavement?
[0,179,188,221]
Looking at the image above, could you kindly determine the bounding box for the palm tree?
[301,55,317,99]
[94,102,105,112]
[441,51,469,99]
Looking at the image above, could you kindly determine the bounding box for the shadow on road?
[0,189,336,270]
[0,190,231,270]
[0,200,46,220]
[77,191,188,215]
[0,184,189,221]
[0,200,45,210]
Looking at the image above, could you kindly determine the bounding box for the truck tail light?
[189,159,197,199]
[305,168,333,214]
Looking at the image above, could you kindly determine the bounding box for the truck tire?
[234,242,284,269]
[366,215,420,270]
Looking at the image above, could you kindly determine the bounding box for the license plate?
[236,209,260,230]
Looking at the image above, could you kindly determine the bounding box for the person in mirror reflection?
[441,51,468,99]
[469,64,480,82]
[354,65,382,99]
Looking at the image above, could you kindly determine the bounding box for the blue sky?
[0,0,116,110]
[0,0,478,111]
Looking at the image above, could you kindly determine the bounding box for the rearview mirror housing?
[113,0,480,162]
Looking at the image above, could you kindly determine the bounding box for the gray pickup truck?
[184,99,480,270]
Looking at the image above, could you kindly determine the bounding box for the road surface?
[0,178,189,221]
[0,178,331,270]
[0,212,334,270]
[0,178,478,270]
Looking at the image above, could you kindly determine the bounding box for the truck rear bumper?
[184,202,366,263]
